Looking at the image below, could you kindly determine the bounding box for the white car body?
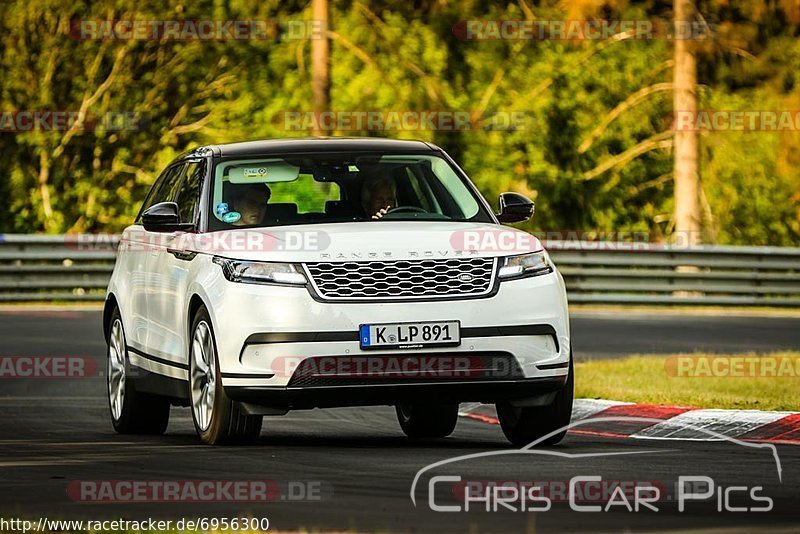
[104,138,572,444]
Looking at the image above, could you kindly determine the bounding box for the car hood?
[185,221,543,262]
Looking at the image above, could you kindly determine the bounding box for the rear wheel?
[496,354,574,447]
[396,403,459,438]
[107,307,170,434]
[189,305,262,445]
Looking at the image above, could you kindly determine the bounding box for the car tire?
[107,307,170,435]
[396,403,459,438]
[189,305,262,445]
[496,351,574,447]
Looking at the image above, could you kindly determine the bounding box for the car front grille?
[303,257,497,300]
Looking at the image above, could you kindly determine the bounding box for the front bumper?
[226,376,568,410]
[200,267,570,398]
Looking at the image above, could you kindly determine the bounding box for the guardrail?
[547,241,800,306]
[0,235,117,302]
[0,234,798,306]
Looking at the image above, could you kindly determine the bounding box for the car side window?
[136,170,167,223]
[137,164,184,222]
[158,165,186,204]
[175,161,205,224]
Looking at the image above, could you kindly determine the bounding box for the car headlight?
[212,257,307,286]
[498,251,553,279]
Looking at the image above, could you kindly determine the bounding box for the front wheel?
[496,354,574,447]
[189,305,262,445]
[396,403,459,438]
[107,307,170,435]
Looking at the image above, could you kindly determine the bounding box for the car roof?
[182,137,441,159]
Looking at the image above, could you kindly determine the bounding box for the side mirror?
[497,192,534,223]
[142,202,194,232]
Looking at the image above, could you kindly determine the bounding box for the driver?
[231,183,271,226]
[360,176,397,220]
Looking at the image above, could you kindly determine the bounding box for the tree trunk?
[38,150,54,230]
[311,0,330,136]
[673,0,701,247]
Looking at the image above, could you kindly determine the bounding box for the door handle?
[167,249,197,261]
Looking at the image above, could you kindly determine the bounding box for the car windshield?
[207,152,492,229]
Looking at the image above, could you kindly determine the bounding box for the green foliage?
[0,0,798,246]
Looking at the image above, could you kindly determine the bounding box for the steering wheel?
[385,206,428,215]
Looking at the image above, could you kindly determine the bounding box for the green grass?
[575,352,800,411]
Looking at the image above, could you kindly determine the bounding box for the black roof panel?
[202,137,437,157]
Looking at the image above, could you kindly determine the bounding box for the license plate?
[359,321,461,350]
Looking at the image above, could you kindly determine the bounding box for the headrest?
[325,200,357,216]
[263,203,298,221]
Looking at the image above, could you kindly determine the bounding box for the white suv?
[104,138,572,446]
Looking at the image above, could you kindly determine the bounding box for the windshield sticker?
[242,167,269,178]
[215,202,229,216]
[222,211,241,224]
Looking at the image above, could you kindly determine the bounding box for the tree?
[311,0,330,135]
[673,0,702,246]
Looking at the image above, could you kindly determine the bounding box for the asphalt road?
[572,311,800,359]
[1,309,799,361]
[0,309,798,532]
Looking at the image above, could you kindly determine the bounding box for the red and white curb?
[459,400,800,444]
